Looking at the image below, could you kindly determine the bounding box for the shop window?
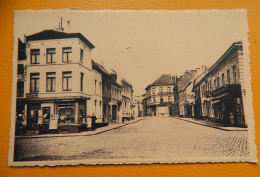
[62,47,72,63]
[80,49,84,64]
[31,49,40,64]
[42,107,50,124]
[62,71,72,91]
[58,105,74,123]
[46,72,56,92]
[46,48,56,63]
[30,73,40,92]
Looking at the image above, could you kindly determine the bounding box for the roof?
[26,30,95,49]
[92,60,109,75]
[193,41,242,89]
[145,74,176,90]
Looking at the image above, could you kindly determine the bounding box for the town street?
[14,117,249,162]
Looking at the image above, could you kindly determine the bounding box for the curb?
[15,119,143,139]
[179,118,248,131]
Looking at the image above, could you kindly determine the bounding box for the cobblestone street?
[14,117,249,162]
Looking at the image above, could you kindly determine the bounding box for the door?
[28,109,39,130]
[112,105,117,120]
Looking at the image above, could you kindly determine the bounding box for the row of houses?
[15,29,134,134]
[143,41,248,127]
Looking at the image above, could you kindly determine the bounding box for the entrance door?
[112,105,117,120]
[28,109,39,130]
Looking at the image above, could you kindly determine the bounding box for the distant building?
[133,95,146,117]
[145,74,176,117]
[173,69,200,116]
[120,79,134,121]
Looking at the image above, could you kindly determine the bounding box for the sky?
[14,10,249,96]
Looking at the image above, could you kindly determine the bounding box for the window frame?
[62,47,72,63]
[46,48,56,64]
[62,71,72,91]
[30,49,40,64]
[46,72,56,92]
[30,73,40,92]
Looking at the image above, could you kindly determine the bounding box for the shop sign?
[26,93,38,98]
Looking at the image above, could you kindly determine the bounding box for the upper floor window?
[17,64,24,74]
[214,79,216,89]
[152,87,155,94]
[221,73,225,86]
[62,71,72,91]
[62,47,72,63]
[80,49,84,64]
[159,87,163,93]
[168,96,172,102]
[167,87,171,93]
[160,96,163,103]
[80,72,84,92]
[17,81,24,97]
[227,70,230,84]
[31,49,40,64]
[153,97,156,103]
[95,79,97,93]
[30,73,40,92]
[46,48,56,63]
[232,65,237,84]
[217,77,220,88]
[46,72,56,92]
[99,82,101,94]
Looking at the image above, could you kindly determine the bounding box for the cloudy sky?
[14,10,249,96]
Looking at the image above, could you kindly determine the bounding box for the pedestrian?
[91,113,97,131]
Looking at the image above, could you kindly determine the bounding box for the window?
[214,79,216,88]
[217,77,220,88]
[221,73,225,86]
[160,96,163,103]
[153,97,156,103]
[232,65,237,84]
[80,49,84,64]
[159,87,163,93]
[17,81,24,97]
[46,48,56,63]
[167,87,171,93]
[227,70,230,84]
[168,96,172,102]
[31,49,40,64]
[30,73,40,92]
[62,71,72,91]
[95,79,97,93]
[152,87,155,94]
[62,47,72,63]
[100,101,102,107]
[46,72,56,92]
[80,73,84,92]
[99,82,101,94]
[17,64,24,74]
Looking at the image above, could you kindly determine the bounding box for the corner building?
[16,30,95,133]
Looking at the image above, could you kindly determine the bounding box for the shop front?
[17,98,89,134]
[212,84,245,127]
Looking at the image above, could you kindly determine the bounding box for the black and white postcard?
[9,9,257,166]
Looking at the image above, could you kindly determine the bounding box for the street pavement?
[14,117,249,162]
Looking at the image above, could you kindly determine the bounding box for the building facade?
[192,41,247,127]
[16,30,95,133]
[145,74,176,117]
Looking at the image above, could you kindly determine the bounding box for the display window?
[58,105,75,124]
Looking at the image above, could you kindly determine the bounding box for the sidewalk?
[16,118,144,139]
[178,117,248,131]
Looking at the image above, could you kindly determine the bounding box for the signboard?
[26,93,38,98]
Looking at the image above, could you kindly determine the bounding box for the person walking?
[91,113,97,131]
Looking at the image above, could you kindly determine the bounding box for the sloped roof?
[26,30,95,49]
[146,74,176,90]
[92,60,109,75]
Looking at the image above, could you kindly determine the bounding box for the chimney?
[61,17,63,30]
